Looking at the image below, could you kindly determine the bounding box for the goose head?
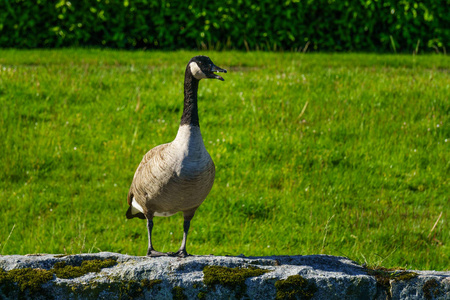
[188,56,227,81]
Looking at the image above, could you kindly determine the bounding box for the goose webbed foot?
[173,249,190,258]
[147,249,171,257]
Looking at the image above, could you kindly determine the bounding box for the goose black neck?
[180,68,200,127]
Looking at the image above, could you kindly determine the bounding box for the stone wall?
[0,252,448,299]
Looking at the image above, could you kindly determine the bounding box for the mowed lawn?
[0,49,448,270]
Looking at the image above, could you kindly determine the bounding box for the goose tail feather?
[126,192,146,220]
[126,206,146,219]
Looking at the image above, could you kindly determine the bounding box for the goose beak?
[211,64,227,81]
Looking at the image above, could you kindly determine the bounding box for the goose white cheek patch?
[190,62,207,80]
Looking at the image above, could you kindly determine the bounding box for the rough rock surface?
[0,252,448,299]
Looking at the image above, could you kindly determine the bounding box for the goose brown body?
[126,55,226,257]
[127,125,215,218]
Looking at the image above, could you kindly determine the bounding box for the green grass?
[0,49,448,270]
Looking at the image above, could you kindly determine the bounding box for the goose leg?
[146,218,169,257]
[175,210,196,257]
[174,220,191,257]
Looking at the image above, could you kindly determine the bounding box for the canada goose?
[126,56,227,257]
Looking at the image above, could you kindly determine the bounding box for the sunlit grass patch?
[0,49,448,270]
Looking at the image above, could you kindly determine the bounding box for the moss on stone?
[366,267,418,287]
[197,291,207,299]
[368,269,390,294]
[52,258,117,279]
[118,279,143,298]
[141,278,162,289]
[203,265,270,299]
[172,286,187,300]
[0,268,14,297]
[64,277,162,299]
[423,279,442,300]
[345,277,372,298]
[203,265,270,288]
[365,266,418,299]
[275,275,317,300]
[0,258,117,297]
[2,268,54,293]
[0,268,7,283]
[0,258,166,299]
[394,271,418,281]
[116,278,163,298]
